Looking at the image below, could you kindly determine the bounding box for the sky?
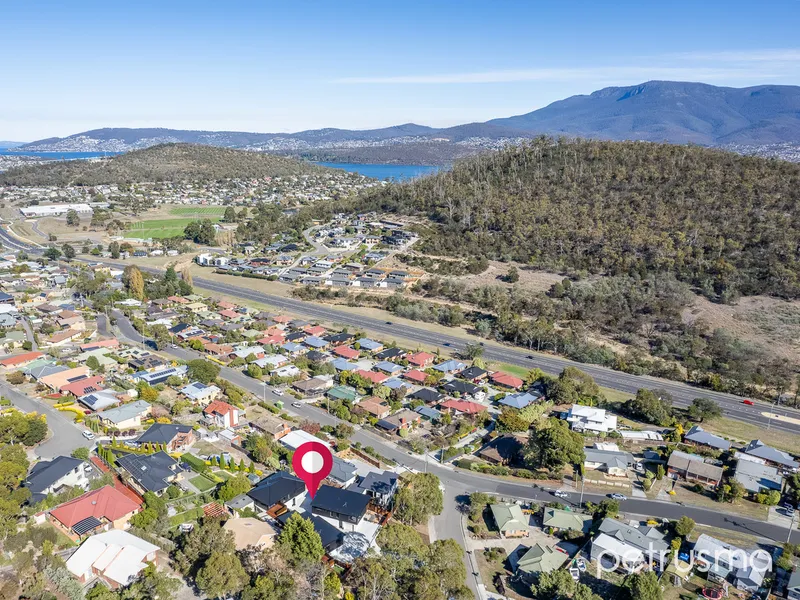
[3,0,800,141]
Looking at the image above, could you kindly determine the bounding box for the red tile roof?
[258,335,284,346]
[204,399,236,417]
[49,485,141,528]
[333,346,360,360]
[218,309,239,319]
[168,296,189,304]
[407,352,435,367]
[272,315,292,324]
[79,339,119,351]
[304,325,327,336]
[217,300,236,310]
[403,369,428,383]
[441,399,485,414]
[490,372,524,389]
[0,351,44,367]
[61,375,105,396]
[355,369,389,385]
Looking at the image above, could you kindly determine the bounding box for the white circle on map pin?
[301,451,324,474]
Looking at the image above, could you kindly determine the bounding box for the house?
[132,365,187,386]
[312,485,371,532]
[403,369,428,384]
[304,336,330,350]
[66,530,159,588]
[135,423,194,452]
[733,459,784,494]
[39,366,91,391]
[490,503,529,538]
[744,439,799,469]
[45,328,83,347]
[280,430,332,452]
[250,412,292,440]
[377,409,420,433]
[61,375,105,398]
[374,360,403,375]
[223,517,277,550]
[566,405,617,433]
[329,457,358,487]
[667,450,723,487]
[356,338,383,352]
[684,425,732,452]
[354,369,388,386]
[355,471,399,507]
[477,434,526,465]
[489,371,524,390]
[406,351,435,368]
[97,401,152,429]
[374,347,406,362]
[247,471,307,512]
[584,447,635,477]
[25,456,89,503]
[433,359,466,374]
[203,400,240,428]
[693,534,769,591]
[355,397,391,419]
[459,366,489,382]
[80,339,119,352]
[514,543,568,580]
[415,405,442,422]
[590,518,669,572]
[278,510,343,553]
[333,346,360,360]
[180,381,222,405]
[78,389,122,412]
[128,354,166,372]
[0,350,44,368]
[408,388,444,404]
[542,507,592,534]
[292,377,332,397]
[498,391,542,409]
[49,485,141,540]
[116,451,180,495]
[442,379,482,399]
[440,399,485,416]
[326,385,359,403]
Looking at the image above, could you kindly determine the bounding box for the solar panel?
[72,516,102,536]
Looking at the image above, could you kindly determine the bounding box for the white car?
[291,402,302,408]
[554,490,570,498]
[82,430,95,440]
[273,389,284,396]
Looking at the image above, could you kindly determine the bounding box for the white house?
[566,405,617,433]
[271,365,301,378]
[66,530,159,588]
[25,456,89,503]
[180,381,222,405]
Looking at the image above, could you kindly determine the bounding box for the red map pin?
[292,441,333,499]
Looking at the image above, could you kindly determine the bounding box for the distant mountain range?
[0,142,25,149]
[16,81,800,163]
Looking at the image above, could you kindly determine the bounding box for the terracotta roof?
[355,369,388,385]
[490,372,524,389]
[333,346,360,359]
[441,399,485,414]
[304,325,327,336]
[168,296,189,304]
[272,315,292,324]
[403,369,428,383]
[48,329,81,344]
[217,300,236,310]
[204,399,236,417]
[407,352,435,366]
[218,309,239,319]
[0,351,44,366]
[50,485,141,528]
[79,339,119,351]
[61,375,105,396]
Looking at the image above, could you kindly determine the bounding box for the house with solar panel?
[47,485,142,541]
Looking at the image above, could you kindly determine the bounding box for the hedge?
[182,453,208,474]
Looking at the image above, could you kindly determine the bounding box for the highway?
[109,311,800,546]
[100,260,800,436]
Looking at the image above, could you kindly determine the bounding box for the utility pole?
[788,508,797,544]
[579,475,586,507]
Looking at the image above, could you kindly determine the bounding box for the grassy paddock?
[170,206,228,217]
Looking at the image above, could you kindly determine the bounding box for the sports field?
[123,211,224,239]
[170,206,228,218]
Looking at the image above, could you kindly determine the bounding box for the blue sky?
[3,0,800,141]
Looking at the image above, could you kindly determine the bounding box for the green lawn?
[189,475,217,492]
[170,206,228,218]
[123,214,224,239]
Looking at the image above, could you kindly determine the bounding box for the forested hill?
[0,143,332,186]
[354,138,800,299]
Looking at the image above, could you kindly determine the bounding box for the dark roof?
[116,451,177,493]
[312,485,370,519]
[408,388,444,403]
[305,350,329,363]
[460,366,488,380]
[376,418,399,431]
[278,510,342,551]
[442,379,480,395]
[247,471,306,507]
[374,347,405,360]
[324,332,354,344]
[136,423,193,445]
[169,322,192,334]
[26,456,84,494]
[357,471,398,496]
[285,331,307,342]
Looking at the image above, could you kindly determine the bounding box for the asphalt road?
[99,260,800,435]
[110,311,800,546]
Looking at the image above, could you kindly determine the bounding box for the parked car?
[82,430,95,440]
[609,493,628,501]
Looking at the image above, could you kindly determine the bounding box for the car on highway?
[553,490,570,498]
[82,430,95,440]
[291,402,303,408]
[609,493,627,501]
[742,399,755,405]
